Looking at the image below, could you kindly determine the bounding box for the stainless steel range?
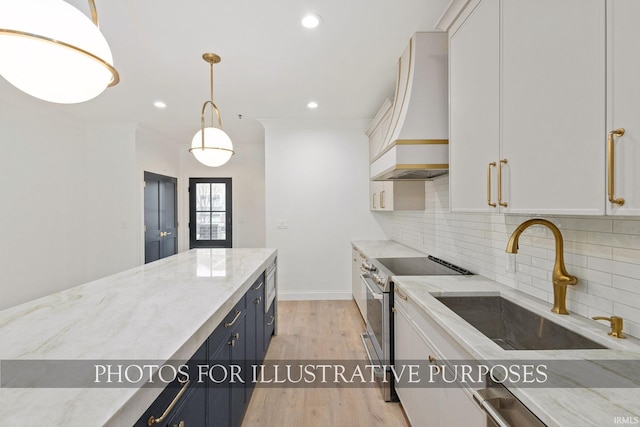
[360,255,473,401]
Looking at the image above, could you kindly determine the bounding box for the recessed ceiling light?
[301,14,322,29]
[307,101,318,109]
[154,101,167,109]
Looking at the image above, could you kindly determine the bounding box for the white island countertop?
[0,248,277,426]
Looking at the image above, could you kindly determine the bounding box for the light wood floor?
[242,300,410,427]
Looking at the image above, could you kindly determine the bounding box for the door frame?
[189,177,233,248]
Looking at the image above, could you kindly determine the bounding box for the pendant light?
[189,53,234,167]
[0,0,119,104]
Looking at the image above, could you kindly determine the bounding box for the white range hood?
[370,32,449,181]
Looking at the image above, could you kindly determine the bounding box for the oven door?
[360,274,394,401]
[362,275,385,362]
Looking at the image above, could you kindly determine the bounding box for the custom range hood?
[370,32,449,181]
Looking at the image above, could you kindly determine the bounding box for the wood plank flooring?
[242,300,410,427]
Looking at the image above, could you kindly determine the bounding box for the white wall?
[263,120,386,300]
[0,97,142,310]
[379,175,640,338]
[178,141,266,251]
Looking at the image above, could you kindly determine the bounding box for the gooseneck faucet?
[506,219,577,315]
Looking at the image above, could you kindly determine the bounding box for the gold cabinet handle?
[172,422,185,427]
[254,281,264,290]
[255,296,262,304]
[498,159,508,207]
[380,190,385,209]
[147,378,190,425]
[428,355,441,373]
[607,128,625,206]
[487,162,497,207]
[224,309,242,328]
[160,232,166,237]
[394,287,408,301]
[267,315,275,326]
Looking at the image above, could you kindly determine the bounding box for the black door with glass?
[144,172,178,264]
[189,178,232,248]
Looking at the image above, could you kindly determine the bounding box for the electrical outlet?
[276,220,289,229]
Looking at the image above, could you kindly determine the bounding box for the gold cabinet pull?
[380,190,386,209]
[487,162,497,207]
[172,421,185,427]
[253,281,264,290]
[147,378,190,426]
[607,128,625,206]
[498,159,508,207]
[394,287,408,301]
[267,315,275,326]
[224,309,242,328]
[254,296,262,304]
[428,355,441,373]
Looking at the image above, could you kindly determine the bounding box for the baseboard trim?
[278,291,353,301]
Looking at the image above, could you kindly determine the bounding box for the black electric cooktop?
[374,255,473,276]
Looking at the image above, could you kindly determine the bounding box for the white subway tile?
[612,275,640,293]
[565,218,613,233]
[613,220,640,236]
[588,231,640,250]
[612,247,640,264]
[589,257,640,279]
[613,302,640,327]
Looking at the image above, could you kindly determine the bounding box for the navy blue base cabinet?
[135,272,275,427]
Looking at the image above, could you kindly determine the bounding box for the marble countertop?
[351,240,425,258]
[0,248,277,426]
[394,275,640,427]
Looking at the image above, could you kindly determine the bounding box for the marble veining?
[0,248,277,426]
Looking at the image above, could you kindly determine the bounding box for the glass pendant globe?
[191,127,234,167]
[0,0,115,104]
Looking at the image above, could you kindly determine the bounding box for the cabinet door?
[449,0,501,212]
[229,315,247,427]
[501,0,605,215]
[440,386,485,427]
[370,181,383,210]
[167,387,206,427]
[607,0,640,215]
[208,337,231,427]
[394,303,440,427]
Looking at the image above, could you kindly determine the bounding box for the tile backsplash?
[375,175,640,338]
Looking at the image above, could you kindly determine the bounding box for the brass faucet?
[506,219,577,314]
[592,316,626,339]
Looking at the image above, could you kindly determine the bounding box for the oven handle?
[360,332,384,377]
[361,275,383,300]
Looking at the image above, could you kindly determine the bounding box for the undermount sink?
[435,295,607,351]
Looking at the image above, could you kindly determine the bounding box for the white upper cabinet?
[607,0,640,215]
[443,0,636,216]
[501,0,605,215]
[449,0,500,212]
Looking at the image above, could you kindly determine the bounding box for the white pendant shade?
[191,127,234,167]
[0,0,116,104]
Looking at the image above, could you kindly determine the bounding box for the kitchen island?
[0,248,277,426]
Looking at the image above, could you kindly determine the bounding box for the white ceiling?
[1,0,450,145]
